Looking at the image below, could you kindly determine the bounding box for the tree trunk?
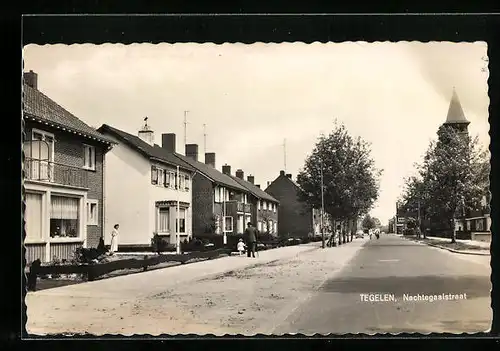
[451,217,457,243]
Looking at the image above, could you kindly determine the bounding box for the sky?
[23,42,490,224]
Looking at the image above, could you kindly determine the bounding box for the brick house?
[23,71,115,264]
[230,169,279,236]
[97,123,196,248]
[166,141,255,239]
[265,170,322,239]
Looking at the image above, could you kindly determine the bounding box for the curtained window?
[257,221,262,232]
[50,195,80,238]
[214,186,220,203]
[25,192,43,240]
[175,208,186,233]
[158,207,170,233]
[87,200,99,226]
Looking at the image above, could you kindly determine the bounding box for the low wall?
[471,232,491,243]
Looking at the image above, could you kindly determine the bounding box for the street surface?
[26,235,491,335]
[272,234,491,334]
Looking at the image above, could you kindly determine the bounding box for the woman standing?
[110,224,119,255]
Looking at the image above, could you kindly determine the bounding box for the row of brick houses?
[25,71,324,264]
[22,71,330,263]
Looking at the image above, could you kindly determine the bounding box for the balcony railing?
[24,157,89,188]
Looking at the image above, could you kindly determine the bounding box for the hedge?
[27,248,231,291]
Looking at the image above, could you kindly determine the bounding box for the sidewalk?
[400,234,490,256]
[26,242,324,300]
[26,240,365,335]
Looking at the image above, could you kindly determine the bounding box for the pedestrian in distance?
[237,238,245,256]
[110,224,119,255]
[244,222,258,258]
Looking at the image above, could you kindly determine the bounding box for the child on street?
[237,238,245,256]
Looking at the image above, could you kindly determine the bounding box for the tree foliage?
[296,121,382,222]
[362,214,376,230]
[400,125,490,238]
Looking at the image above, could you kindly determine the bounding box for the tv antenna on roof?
[183,111,189,147]
[203,124,207,155]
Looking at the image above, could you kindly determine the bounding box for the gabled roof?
[266,173,303,192]
[445,88,470,125]
[230,175,279,203]
[23,83,114,145]
[171,153,248,192]
[98,124,194,172]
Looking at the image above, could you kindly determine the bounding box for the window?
[83,145,96,170]
[274,222,278,234]
[268,220,273,234]
[28,130,55,181]
[50,195,80,238]
[257,221,262,232]
[151,166,158,185]
[179,174,185,190]
[87,200,99,226]
[184,175,190,191]
[214,187,220,203]
[224,216,233,232]
[157,168,164,187]
[263,201,268,210]
[257,201,260,210]
[175,208,186,233]
[25,192,43,240]
[158,207,170,233]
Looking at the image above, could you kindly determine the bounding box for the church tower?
[443,87,470,136]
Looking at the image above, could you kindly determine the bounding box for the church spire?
[444,87,469,125]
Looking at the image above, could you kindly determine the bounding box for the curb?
[402,237,490,256]
[426,242,490,256]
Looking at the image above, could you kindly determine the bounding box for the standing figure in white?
[110,223,120,255]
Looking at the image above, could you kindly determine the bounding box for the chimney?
[256,184,261,188]
[222,164,231,175]
[236,169,244,179]
[161,133,176,153]
[205,152,216,168]
[286,173,292,179]
[247,175,255,184]
[138,119,155,146]
[185,144,199,161]
[280,170,285,176]
[24,70,38,89]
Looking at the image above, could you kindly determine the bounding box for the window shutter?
[151,165,157,184]
[163,169,168,187]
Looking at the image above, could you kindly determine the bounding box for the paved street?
[272,233,491,334]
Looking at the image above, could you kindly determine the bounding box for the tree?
[401,125,490,243]
[362,214,376,230]
[296,121,382,246]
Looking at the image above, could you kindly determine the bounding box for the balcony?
[24,158,89,188]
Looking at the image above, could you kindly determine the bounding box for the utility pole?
[183,110,189,149]
[203,124,207,155]
[320,160,325,249]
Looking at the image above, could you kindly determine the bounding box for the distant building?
[265,170,321,238]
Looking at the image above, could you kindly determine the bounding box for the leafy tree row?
[296,121,382,246]
[399,125,490,243]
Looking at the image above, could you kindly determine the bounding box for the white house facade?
[98,122,195,248]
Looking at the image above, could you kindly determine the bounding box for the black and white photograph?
[22,41,491,335]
